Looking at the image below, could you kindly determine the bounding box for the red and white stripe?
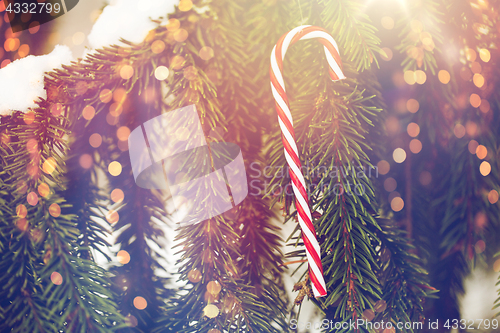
[270,25,345,297]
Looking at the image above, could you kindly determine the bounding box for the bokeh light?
[16,218,28,232]
[126,314,138,328]
[384,178,397,192]
[79,154,93,169]
[151,40,166,54]
[421,32,434,51]
[475,240,485,254]
[49,203,61,218]
[113,87,127,103]
[466,48,477,62]
[406,99,419,113]
[475,212,487,229]
[120,65,134,80]
[466,121,478,137]
[479,100,490,113]
[438,70,450,84]
[24,112,35,124]
[391,197,404,212]
[207,281,222,295]
[377,160,390,175]
[468,140,479,154]
[108,161,122,176]
[407,123,420,137]
[453,124,466,138]
[82,105,96,120]
[27,192,38,206]
[374,299,387,312]
[133,296,148,310]
[183,66,198,80]
[174,29,188,42]
[16,204,27,218]
[38,183,50,197]
[109,103,123,117]
[414,70,426,84]
[203,304,219,318]
[475,145,487,159]
[50,271,63,285]
[179,0,193,11]
[26,139,38,154]
[166,18,180,31]
[380,47,393,61]
[171,55,185,69]
[409,139,422,154]
[381,16,394,29]
[29,21,40,34]
[100,89,113,103]
[155,66,170,80]
[188,269,202,283]
[18,44,29,58]
[393,148,406,163]
[51,103,63,117]
[404,71,416,85]
[43,157,57,174]
[117,250,131,264]
[106,113,119,125]
[469,93,481,108]
[480,161,491,176]
[473,73,485,88]
[106,210,119,224]
[4,38,20,52]
[117,126,130,141]
[479,48,490,62]
[89,133,102,148]
[362,309,375,321]
[488,190,499,204]
[494,259,500,272]
[199,46,214,60]
[111,189,124,203]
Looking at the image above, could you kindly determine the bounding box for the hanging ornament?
[269,25,345,297]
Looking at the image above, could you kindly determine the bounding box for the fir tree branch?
[319,0,382,72]
[0,107,125,331]
[395,0,444,74]
[372,217,437,332]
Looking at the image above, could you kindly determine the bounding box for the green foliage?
[395,0,444,73]
[0,107,125,331]
[2,0,500,332]
[373,218,437,332]
[320,0,382,72]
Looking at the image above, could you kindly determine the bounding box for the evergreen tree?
[0,0,499,332]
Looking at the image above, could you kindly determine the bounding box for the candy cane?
[270,25,345,297]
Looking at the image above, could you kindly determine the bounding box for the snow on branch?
[88,0,177,49]
[0,45,73,116]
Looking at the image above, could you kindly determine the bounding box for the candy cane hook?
[269,25,346,297]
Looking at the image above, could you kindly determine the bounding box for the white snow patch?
[87,0,177,50]
[0,45,73,115]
